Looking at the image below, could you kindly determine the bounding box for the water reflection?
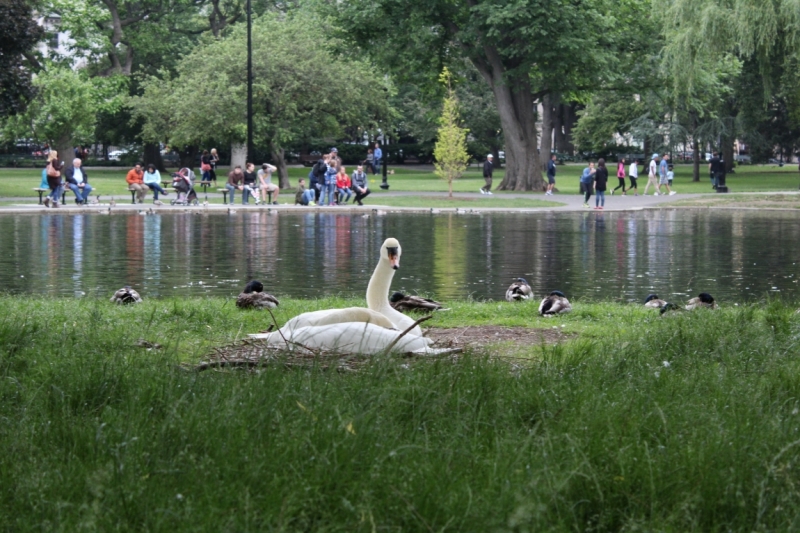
[0,210,798,303]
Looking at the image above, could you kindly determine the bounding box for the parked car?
[108,149,129,161]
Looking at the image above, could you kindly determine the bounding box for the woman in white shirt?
[628,159,639,196]
[143,164,168,204]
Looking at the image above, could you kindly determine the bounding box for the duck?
[236,280,280,309]
[506,278,533,302]
[644,293,668,308]
[539,290,572,315]
[111,286,142,304]
[660,302,682,315]
[686,292,717,310]
[389,292,444,312]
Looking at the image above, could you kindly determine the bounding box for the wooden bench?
[34,187,100,205]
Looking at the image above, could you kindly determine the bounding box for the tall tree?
[0,0,44,117]
[130,14,393,187]
[323,0,632,191]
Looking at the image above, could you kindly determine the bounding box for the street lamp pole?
[246,0,254,164]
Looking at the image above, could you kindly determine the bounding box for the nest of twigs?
[191,336,462,372]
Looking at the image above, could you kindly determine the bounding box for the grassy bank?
[3,295,800,530]
[1,164,798,204]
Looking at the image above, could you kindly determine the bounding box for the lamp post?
[246,0,254,164]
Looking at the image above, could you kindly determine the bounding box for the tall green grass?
[2,296,800,530]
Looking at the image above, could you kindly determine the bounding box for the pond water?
[1,210,798,304]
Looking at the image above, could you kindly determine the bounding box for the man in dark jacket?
[708,152,722,189]
[351,165,371,206]
[64,158,93,204]
[481,154,494,195]
[546,153,557,195]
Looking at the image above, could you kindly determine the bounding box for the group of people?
[41,151,94,208]
[579,154,677,209]
[298,148,372,206]
[225,162,280,205]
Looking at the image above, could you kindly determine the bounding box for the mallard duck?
[685,292,717,310]
[506,278,533,302]
[389,292,443,312]
[539,290,572,315]
[111,286,142,304]
[644,293,668,308]
[236,280,280,309]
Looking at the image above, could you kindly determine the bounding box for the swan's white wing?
[282,307,396,332]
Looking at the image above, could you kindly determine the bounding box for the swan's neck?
[366,259,394,313]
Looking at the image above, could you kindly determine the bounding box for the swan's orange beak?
[386,247,399,270]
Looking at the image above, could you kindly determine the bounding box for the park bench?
[219,188,273,205]
[34,187,101,205]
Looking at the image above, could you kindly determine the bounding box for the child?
[667,164,674,188]
[321,157,338,206]
[336,167,352,204]
[295,178,315,205]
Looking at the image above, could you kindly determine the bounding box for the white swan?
[249,322,433,355]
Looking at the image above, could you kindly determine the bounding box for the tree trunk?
[722,133,735,174]
[471,52,542,191]
[178,145,198,169]
[692,136,701,182]
[540,93,557,190]
[557,103,579,155]
[55,133,73,167]
[143,142,165,172]
[271,145,290,189]
[230,143,246,170]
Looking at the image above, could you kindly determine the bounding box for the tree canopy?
[0,0,44,117]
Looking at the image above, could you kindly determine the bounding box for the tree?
[0,0,43,117]
[3,68,126,158]
[434,69,470,198]
[324,0,641,191]
[130,14,393,187]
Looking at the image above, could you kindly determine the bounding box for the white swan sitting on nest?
[249,238,434,353]
[250,322,433,355]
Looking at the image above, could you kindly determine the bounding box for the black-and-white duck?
[236,280,280,309]
[685,292,717,310]
[539,290,572,315]
[111,286,143,304]
[644,293,668,308]
[506,278,533,302]
[389,292,443,312]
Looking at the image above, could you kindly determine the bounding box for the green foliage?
[0,0,43,117]
[129,15,393,155]
[434,69,470,198]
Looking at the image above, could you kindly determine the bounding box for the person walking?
[546,153,557,195]
[64,158,93,205]
[366,148,375,175]
[126,163,148,203]
[643,154,660,196]
[612,158,627,195]
[628,158,639,196]
[708,151,722,189]
[143,163,168,204]
[580,162,596,208]
[209,148,219,184]
[43,150,64,208]
[373,142,383,175]
[594,159,609,209]
[481,154,494,194]
[657,154,676,195]
[200,150,212,183]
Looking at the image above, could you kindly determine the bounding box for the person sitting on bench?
[64,158,93,205]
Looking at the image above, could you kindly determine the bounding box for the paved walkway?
[2,189,797,214]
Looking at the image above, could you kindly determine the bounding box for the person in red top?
[126,163,148,203]
[336,166,352,204]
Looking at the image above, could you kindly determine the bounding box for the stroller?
[170,167,199,206]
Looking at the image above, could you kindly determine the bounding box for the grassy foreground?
[2,295,800,530]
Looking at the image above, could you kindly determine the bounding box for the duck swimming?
[539,290,572,315]
[111,286,142,304]
[389,292,444,312]
[236,280,280,309]
[686,292,717,310]
[506,278,533,302]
